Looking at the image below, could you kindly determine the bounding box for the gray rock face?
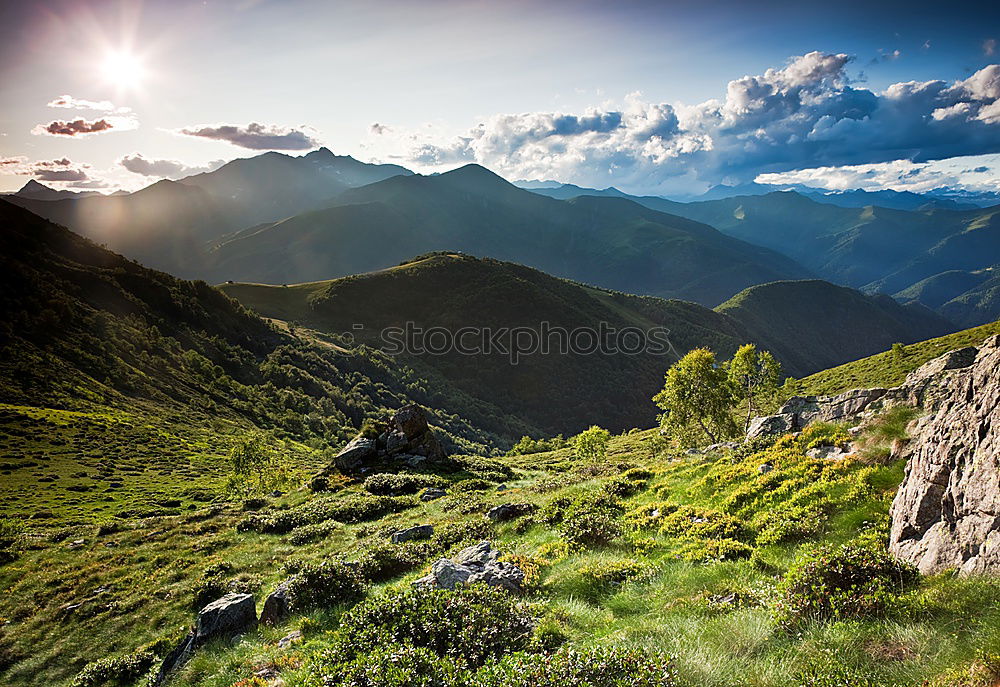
[391,524,434,543]
[420,488,447,501]
[746,413,796,441]
[485,503,536,522]
[333,436,376,473]
[889,335,1000,575]
[259,584,289,626]
[196,593,257,642]
[415,541,525,592]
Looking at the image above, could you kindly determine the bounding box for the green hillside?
[715,280,954,377]
[222,252,753,436]
[796,318,1000,396]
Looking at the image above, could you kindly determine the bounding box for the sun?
[101,51,145,88]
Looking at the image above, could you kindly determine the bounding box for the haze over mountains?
[5,147,1000,330]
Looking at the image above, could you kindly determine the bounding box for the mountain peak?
[438,164,514,191]
[19,179,51,193]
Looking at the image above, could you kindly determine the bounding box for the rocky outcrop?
[889,335,1000,575]
[329,405,447,475]
[259,584,289,626]
[746,345,981,441]
[415,541,525,593]
[391,524,434,543]
[155,593,257,684]
[485,503,536,522]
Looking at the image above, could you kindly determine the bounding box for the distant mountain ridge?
[206,163,813,306]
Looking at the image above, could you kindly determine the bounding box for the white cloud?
[175,122,318,150]
[47,94,132,114]
[364,53,1000,194]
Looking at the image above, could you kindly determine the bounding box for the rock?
[394,404,429,438]
[385,430,411,455]
[758,462,773,474]
[195,593,257,644]
[889,336,1000,575]
[277,630,303,649]
[308,475,329,492]
[806,445,850,461]
[746,413,796,441]
[154,631,195,686]
[415,541,525,593]
[333,436,376,473]
[485,503,536,522]
[391,524,434,543]
[259,584,289,626]
[420,488,447,501]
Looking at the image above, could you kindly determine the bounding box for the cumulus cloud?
[986,39,997,57]
[175,122,318,150]
[1,156,94,183]
[31,114,138,137]
[118,153,227,179]
[756,156,1000,194]
[366,52,1000,194]
[47,94,131,113]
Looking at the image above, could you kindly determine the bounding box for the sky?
[1,0,999,196]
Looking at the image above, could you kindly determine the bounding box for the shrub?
[625,502,679,530]
[755,504,826,545]
[237,494,416,533]
[474,647,678,686]
[0,518,25,563]
[560,509,622,549]
[658,506,746,541]
[72,650,155,687]
[434,520,496,550]
[578,560,651,588]
[364,473,445,496]
[574,426,612,461]
[507,435,568,456]
[335,585,536,668]
[775,541,919,628]
[285,560,365,612]
[354,541,429,582]
[304,643,466,687]
[451,455,517,482]
[671,537,753,563]
[798,422,851,450]
[288,519,341,545]
[602,475,646,498]
[452,478,495,493]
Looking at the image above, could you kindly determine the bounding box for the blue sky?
[1,0,998,195]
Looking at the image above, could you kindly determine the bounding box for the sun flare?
[101,51,144,87]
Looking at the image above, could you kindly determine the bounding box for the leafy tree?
[574,425,611,460]
[727,344,782,434]
[653,348,737,446]
[227,431,299,497]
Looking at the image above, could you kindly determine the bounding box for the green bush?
[354,541,429,582]
[364,472,446,496]
[72,649,155,687]
[304,642,466,687]
[0,518,25,563]
[288,519,342,545]
[775,541,919,628]
[658,506,746,541]
[474,647,678,686]
[237,493,416,533]
[671,537,753,563]
[285,559,366,612]
[560,509,622,549]
[452,478,495,493]
[507,435,568,456]
[578,560,651,588]
[602,475,646,498]
[335,585,536,668]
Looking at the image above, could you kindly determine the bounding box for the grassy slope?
[797,319,1000,396]
[7,427,998,687]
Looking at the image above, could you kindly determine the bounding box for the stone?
[485,503,536,522]
[195,593,257,644]
[758,462,773,474]
[277,630,303,649]
[385,430,411,455]
[746,413,796,441]
[394,405,429,438]
[333,436,376,473]
[414,541,525,593]
[259,584,289,626]
[889,336,1000,575]
[391,524,434,543]
[420,488,447,501]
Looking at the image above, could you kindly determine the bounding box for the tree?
[227,432,299,497]
[653,348,737,446]
[726,344,782,434]
[574,425,611,460]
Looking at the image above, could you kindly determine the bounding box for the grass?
[795,319,1000,396]
[4,423,999,687]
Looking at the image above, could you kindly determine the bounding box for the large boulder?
[746,413,796,441]
[259,584,289,626]
[415,541,525,593]
[391,524,434,543]
[333,436,376,473]
[195,593,257,642]
[889,335,1000,575]
[485,503,536,522]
